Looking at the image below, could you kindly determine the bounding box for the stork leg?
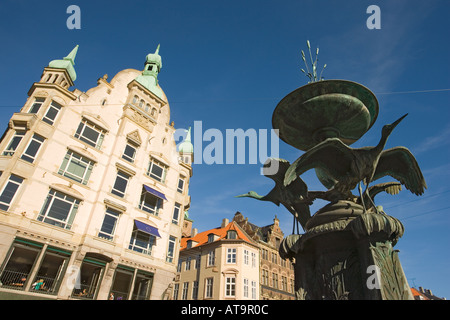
[364,185,380,214]
[358,182,367,212]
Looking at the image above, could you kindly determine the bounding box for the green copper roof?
[179,127,194,153]
[135,44,164,99]
[48,45,79,82]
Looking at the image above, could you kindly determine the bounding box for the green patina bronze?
[272,80,379,151]
[48,45,79,81]
[238,41,427,300]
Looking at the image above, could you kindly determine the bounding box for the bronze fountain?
[238,41,426,300]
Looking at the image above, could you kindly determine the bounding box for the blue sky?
[0,0,449,298]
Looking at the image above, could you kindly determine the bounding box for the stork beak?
[391,113,408,128]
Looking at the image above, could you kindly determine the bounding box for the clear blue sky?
[0,0,449,298]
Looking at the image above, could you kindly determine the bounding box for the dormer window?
[207,234,215,243]
[227,230,237,240]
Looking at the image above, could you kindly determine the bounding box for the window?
[42,101,62,125]
[225,277,236,297]
[111,171,131,198]
[132,95,138,105]
[166,236,176,263]
[172,203,181,225]
[251,281,257,299]
[122,141,138,163]
[71,258,105,299]
[21,134,45,163]
[131,271,153,300]
[181,282,189,300]
[244,278,249,298]
[205,278,213,299]
[192,281,198,300]
[226,248,236,264]
[262,269,269,286]
[281,276,288,292]
[98,208,120,241]
[2,131,25,156]
[207,250,215,266]
[244,250,249,265]
[177,177,185,193]
[0,174,24,211]
[251,252,256,268]
[58,150,95,185]
[74,119,106,149]
[37,189,81,229]
[177,260,182,272]
[129,227,156,255]
[146,158,167,182]
[272,273,278,289]
[139,187,163,216]
[185,257,191,271]
[173,283,179,300]
[28,98,45,114]
[110,267,133,300]
[195,255,200,269]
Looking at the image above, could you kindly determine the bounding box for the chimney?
[191,228,198,237]
[221,218,229,228]
[419,287,424,293]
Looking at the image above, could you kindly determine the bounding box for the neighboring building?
[411,287,445,300]
[0,44,193,300]
[233,212,295,300]
[175,218,260,300]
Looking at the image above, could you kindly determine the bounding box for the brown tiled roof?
[180,221,252,250]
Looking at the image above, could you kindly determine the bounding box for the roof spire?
[48,44,79,82]
[64,45,79,65]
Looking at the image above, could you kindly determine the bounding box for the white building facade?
[0,45,193,300]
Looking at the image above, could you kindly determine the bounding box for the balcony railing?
[0,269,59,295]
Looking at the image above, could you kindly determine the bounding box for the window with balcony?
[0,239,71,296]
[71,258,105,299]
[139,187,163,216]
[129,227,156,256]
[2,131,25,156]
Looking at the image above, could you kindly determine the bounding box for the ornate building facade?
[233,212,295,300]
[0,45,193,300]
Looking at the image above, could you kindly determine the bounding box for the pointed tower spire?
[134,44,164,99]
[63,45,79,65]
[48,45,79,82]
[179,127,194,154]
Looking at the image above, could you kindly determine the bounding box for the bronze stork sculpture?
[236,158,312,233]
[284,113,427,213]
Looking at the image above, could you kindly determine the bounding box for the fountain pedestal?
[280,201,414,300]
